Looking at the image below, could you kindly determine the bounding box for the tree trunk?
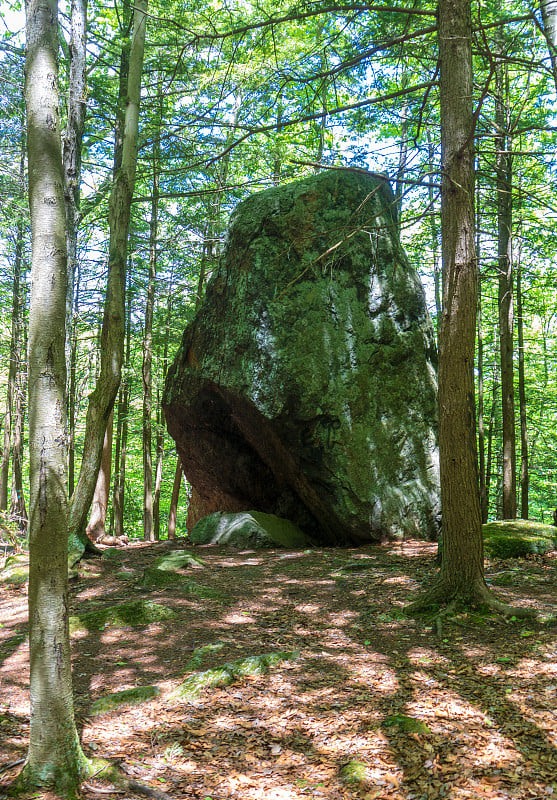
[63,0,87,411]
[426,129,441,331]
[477,284,488,524]
[68,0,147,557]
[167,457,183,540]
[495,57,516,520]
[142,85,161,542]
[540,0,557,93]
[516,251,529,518]
[410,0,485,611]
[113,272,132,539]
[86,412,113,541]
[0,119,26,513]
[19,0,89,790]
[10,301,27,530]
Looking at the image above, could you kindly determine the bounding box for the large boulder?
[163,169,440,545]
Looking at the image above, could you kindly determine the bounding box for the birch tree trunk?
[68,0,147,556]
[19,0,89,789]
[540,0,557,93]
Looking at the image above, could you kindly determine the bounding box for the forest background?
[1,0,557,544]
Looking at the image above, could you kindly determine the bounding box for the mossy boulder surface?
[70,599,176,633]
[483,519,557,559]
[190,511,313,548]
[163,169,440,545]
[0,553,29,585]
[153,550,205,571]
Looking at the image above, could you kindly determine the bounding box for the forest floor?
[0,538,556,800]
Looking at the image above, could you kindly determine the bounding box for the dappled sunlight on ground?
[0,540,555,799]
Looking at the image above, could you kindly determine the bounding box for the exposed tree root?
[406,577,537,634]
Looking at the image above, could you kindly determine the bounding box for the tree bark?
[68,0,147,557]
[86,412,113,541]
[167,457,183,540]
[113,272,132,539]
[19,0,89,790]
[495,57,516,520]
[142,84,162,542]
[540,0,557,94]
[409,0,485,610]
[516,250,529,518]
[63,0,87,412]
[0,117,26,512]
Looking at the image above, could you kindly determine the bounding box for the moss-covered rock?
[163,170,440,545]
[483,519,557,559]
[383,713,432,734]
[69,599,176,633]
[190,511,313,548]
[90,685,161,715]
[140,568,221,598]
[0,553,29,585]
[171,650,299,701]
[340,760,374,785]
[153,550,205,571]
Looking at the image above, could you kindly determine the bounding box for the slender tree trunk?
[86,412,113,541]
[10,284,27,530]
[68,0,147,556]
[113,274,132,539]
[516,251,529,518]
[395,74,410,226]
[273,94,283,185]
[142,87,161,542]
[495,58,516,520]
[68,273,80,496]
[19,0,89,790]
[63,0,87,408]
[478,287,488,524]
[0,121,26,512]
[410,0,485,610]
[426,130,441,331]
[167,457,183,540]
[540,0,557,94]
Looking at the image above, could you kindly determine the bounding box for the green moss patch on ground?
[171,650,300,701]
[483,519,557,558]
[69,599,176,633]
[90,685,161,715]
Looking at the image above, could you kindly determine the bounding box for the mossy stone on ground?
[340,760,375,785]
[140,568,221,598]
[70,599,176,633]
[383,713,432,734]
[153,550,205,571]
[90,685,161,715]
[190,511,313,549]
[172,650,299,701]
[0,553,29,585]
[483,519,557,559]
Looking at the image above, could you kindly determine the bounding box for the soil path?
[1,540,556,800]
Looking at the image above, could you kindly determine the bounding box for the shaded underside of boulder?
[163,169,440,545]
